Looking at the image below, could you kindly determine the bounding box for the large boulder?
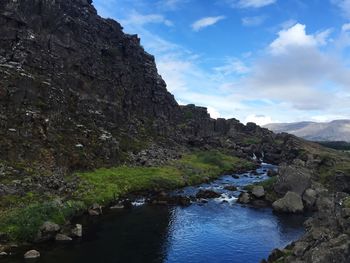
[252,186,265,198]
[272,191,304,213]
[274,165,312,195]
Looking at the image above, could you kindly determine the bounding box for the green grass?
[0,151,254,242]
[75,151,254,204]
[0,201,85,241]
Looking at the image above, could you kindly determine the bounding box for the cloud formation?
[332,0,350,19]
[191,16,226,31]
[228,0,276,8]
[242,16,267,26]
[121,11,173,27]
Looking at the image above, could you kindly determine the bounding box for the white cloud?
[228,0,276,8]
[213,58,250,77]
[245,114,274,125]
[191,16,226,31]
[242,16,267,26]
[269,23,331,55]
[342,23,350,32]
[158,0,188,10]
[207,107,221,119]
[332,0,350,19]
[121,11,173,27]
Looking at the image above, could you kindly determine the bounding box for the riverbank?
[0,150,255,248]
[0,163,306,263]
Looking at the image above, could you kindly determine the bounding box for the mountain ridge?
[264,119,350,142]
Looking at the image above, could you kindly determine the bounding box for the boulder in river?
[237,192,251,204]
[272,191,304,213]
[24,250,40,259]
[252,186,265,198]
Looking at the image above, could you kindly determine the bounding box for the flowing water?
[3,164,306,263]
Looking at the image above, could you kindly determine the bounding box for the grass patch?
[0,201,85,241]
[75,151,255,204]
[0,151,254,242]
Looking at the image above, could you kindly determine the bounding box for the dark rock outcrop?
[0,0,291,179]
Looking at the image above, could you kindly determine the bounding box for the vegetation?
[316,141,350,151]
[75,151,254,204]
[0,201,85,241]
[244,176,279,202]
[0,151,254,242]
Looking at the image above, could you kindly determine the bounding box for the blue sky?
[93,0,350,125]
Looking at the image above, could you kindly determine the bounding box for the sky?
[93,0,350,125]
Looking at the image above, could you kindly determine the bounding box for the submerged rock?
[55,234,72,242]
[272,191,304,213]
[223,185,237,191]
[196,189,221,199]
[24,250,40,259]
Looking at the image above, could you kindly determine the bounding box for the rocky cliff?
[0,0,291,176]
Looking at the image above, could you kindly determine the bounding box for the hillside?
[264,120,350,142]
[0,1,350,262]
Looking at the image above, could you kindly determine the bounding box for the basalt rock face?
[0,0,309,179]
[0,0,184,172]
[0,0,286,175]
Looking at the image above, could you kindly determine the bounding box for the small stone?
[0,252,8,256]
[24,250,40,259]
[55,234,72,241]
[110,204,124,209]
[71,224,82,237]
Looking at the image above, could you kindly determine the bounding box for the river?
[3,163,306,263]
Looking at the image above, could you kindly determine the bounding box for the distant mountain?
[264,120,350,142]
